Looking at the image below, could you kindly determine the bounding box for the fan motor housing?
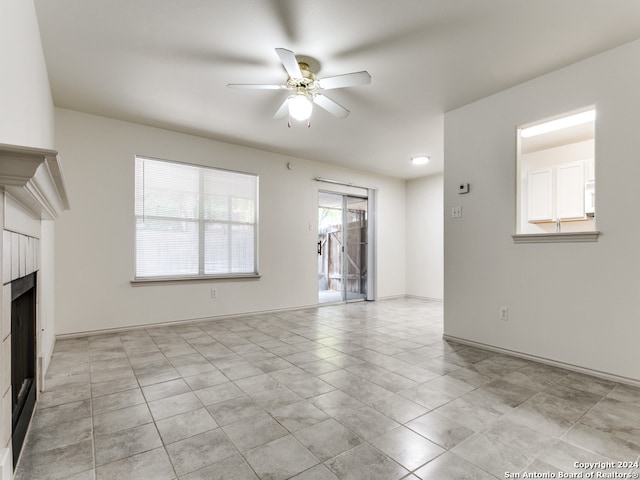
[287,59,319,90]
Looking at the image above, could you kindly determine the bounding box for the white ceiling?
[33,0,640,179]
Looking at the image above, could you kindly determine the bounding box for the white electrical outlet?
[499,306,509,321]
[451,206,462,218]
[210,288,217,298]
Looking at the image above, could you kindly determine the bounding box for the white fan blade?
[313,94,350,118]
[275,48,302,79]
[317,71,371,90]
[227,84,287,90]
[273,97,290,119]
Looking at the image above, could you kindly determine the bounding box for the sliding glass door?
[318,192,368,304]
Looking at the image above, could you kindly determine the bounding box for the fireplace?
[0,144,69,476]
[10,272,36,467]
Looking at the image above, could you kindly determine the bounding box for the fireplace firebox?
[11,272,36,468]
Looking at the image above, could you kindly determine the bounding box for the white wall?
[0,0,54,149]
[444,40,640,383]
[406,174,443,300]
[54,108,407,335]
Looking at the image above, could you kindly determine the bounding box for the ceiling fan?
[228,48,371,126]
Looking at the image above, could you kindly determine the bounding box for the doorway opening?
[318,192,368,304]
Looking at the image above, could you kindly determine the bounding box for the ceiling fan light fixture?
[411,155,430,165]
[288,94,313,121]
[228,48,370,124]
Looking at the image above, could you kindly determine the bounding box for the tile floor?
[14,298,640,480]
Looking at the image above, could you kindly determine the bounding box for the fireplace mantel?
[0,143,69,219]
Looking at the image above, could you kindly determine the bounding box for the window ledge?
[131,274,261,286]
[512,231,600,244]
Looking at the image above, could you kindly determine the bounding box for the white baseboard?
[405,295,444,302]
[443,334,640,388]
[374,294,406,300]
[375,294,443,303]
[56,302,323,339]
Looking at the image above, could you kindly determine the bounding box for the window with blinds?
[134,156,258,279]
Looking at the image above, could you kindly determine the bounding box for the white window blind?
[135,156,258,279]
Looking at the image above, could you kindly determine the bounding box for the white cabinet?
[585,158,595,183]
[528,168,553,222]
[583,159,596,217]
[527,160,590,223]
[556,161,585,220]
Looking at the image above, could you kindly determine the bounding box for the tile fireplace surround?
[0,143,69,479]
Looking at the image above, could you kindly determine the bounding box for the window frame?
[133,155,259,282]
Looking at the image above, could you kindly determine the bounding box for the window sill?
[131,274,261,286]
[512,231,600,244]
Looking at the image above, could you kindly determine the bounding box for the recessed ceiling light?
[411,156,429,165]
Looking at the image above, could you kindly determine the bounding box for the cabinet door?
[556,161,585,220]
[585,158,595,183]
[528,168,553,222]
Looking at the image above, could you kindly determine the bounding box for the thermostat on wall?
[458,183,470,194]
